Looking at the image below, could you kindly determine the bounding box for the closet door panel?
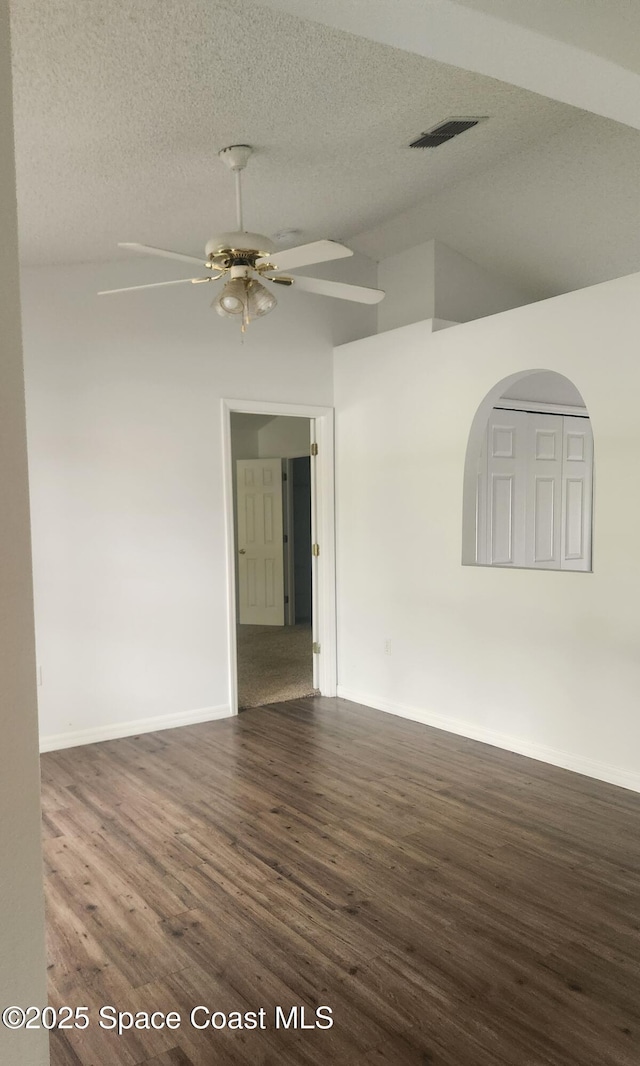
[562,416,593,571]
[524,413,563,569]
[476,423,488,564]
[485,410,527,566]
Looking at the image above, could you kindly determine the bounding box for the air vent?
[409,117,487,149]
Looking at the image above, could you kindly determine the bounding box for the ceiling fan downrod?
[218,144,252,233]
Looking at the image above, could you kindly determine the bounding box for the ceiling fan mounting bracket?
[218,145,253,172]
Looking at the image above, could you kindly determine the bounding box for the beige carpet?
[237,623,316,710]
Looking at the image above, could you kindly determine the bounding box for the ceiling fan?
[99,145,385,332]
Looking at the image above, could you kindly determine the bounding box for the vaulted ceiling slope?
[258,0,640,129]
[9,0,640,300]
[453,0,640,75]
[352,112,640,299]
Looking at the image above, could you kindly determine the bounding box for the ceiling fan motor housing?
[205,231,275,259]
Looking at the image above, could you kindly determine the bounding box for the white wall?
[230,415,310,460]
[377,239,532,333]
[301,252,381,347]
[432,240,533,325]
[334,270,640,792]
[501,370,586,407]
[23,255,374,750]
[377,241,436,333]
[230,414,261,459]
[0,2,49,1061]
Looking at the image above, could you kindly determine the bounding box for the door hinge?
[312,543,320,557]
[282,471,288,481]
[311,442,318,456]
[283,533,288,543]
[312,641,321,654]
[285,595,289,604]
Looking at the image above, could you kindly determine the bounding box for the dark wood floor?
[41,697,640,1065]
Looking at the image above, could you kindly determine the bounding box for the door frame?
[221,398,337,714]
[282,458,296,626]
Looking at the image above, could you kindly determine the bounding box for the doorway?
[286,456,313,626]
[222,400,337,714]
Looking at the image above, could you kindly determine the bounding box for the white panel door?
[485,410,528,566]
[561,416,593,572]
[476,423,488,565]
[479,409,593,571]
[524,413,563,569]
[236,458,285,625]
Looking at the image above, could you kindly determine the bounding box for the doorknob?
[238,549,246,554]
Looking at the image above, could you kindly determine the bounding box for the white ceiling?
[10,0,584,267]
[352,111,640,298]
[452,0,640,75]
[9,0,640,299]
[258,0,640,130]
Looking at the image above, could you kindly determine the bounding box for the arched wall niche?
[462,369,593,571]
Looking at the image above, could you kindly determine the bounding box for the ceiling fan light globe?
[220,293,244,313]
[212,277,277,322]
[246,279,277,318]
[213,277,248,317]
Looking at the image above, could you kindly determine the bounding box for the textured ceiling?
[10,0,640,298]
[10,0,586,269]
[352,111,640,299]
[452,0,640,75]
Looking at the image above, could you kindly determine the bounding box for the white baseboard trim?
[39,704,232,753]
[336,686,640,795]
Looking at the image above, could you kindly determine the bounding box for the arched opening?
[462,370,593,571]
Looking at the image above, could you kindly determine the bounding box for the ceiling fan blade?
[98,277,212,295]
[118,242,206,266]
[257,239,353,272]
[290,275,385,304]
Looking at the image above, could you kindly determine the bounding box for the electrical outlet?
[384,639,392,656]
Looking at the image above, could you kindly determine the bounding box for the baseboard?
[336,686,640,794]
[39,704,232,753]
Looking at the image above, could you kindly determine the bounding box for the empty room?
[2,2,640,1065]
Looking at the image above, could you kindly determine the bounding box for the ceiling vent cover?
[410,117,487,148]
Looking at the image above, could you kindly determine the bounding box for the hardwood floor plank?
[140,1052,196,1066]
[42,697,640,1065]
